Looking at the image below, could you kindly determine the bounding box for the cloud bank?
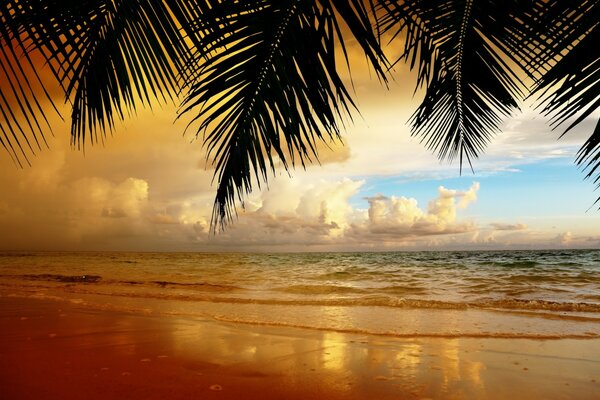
[4,150,594,252]
[1,48,598,251]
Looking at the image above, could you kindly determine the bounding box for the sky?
[1,38,599,252]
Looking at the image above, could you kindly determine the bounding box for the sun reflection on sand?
[393,341,423,372]
[3,297,598,400]
[156,314,598,399]
[322,332,347,371]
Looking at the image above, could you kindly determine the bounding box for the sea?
[1,250,599,339]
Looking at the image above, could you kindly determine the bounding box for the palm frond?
[578,121,600,203]
[523,1,597,77]
[380,0,545,171]
[529,0,600,204]
[0,3,56,167]
[537,24,599,132]
[180,0,387,230]
[12,0,193,146]
[377,0,436,88]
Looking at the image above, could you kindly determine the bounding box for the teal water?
[1,250,599,338]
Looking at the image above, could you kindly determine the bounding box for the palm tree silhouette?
[1,0,598,230]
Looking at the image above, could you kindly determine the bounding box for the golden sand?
[0,297,599,399]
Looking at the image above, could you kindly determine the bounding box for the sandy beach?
[1,296,599,400]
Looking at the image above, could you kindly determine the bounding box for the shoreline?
[1,296,599,399]
[2,287,598,340]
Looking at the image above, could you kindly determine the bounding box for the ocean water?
[1,250,599,338]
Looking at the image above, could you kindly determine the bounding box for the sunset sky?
[1,39,599,252]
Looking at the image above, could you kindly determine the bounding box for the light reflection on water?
[1,250,599,338]
[1,250,599,305]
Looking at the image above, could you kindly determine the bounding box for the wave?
[507,274,557,283]
[2,271,599,314]
[558,262,584,267]
[379,285,428,294]
[312,271,356,280]
[275,285,367,295]
[0,274,241,292]
[209,315,600,340]
[484,261,540,268]
[0,252,37,258]
[150,281,241,291]
[5,291,597,340]
[13,274,103,283]
[35,285,600,315]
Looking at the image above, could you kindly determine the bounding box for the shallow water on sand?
[1,250,599,338]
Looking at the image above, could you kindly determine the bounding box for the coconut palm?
[0,0,598,229]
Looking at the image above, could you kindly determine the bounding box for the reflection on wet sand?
[1,297,599,400]
[162,307,599,399]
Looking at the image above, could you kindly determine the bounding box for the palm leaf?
[529,1,600,202]
[0,3,57,167]
[10,0,193,147]
[380,0,542,171]
[180,0,387,230]
[579,122,600,201]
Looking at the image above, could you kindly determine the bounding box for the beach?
[1,296,599,399]
[1,250,599,399]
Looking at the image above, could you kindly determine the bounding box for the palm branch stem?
[455,0,473,171]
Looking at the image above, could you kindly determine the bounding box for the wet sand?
[1,296,599,399]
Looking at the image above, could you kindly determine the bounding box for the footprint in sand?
[209,384,223,391]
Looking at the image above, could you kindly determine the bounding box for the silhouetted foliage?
[0,0,598,228]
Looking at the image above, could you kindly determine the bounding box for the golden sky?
[1,23,599,252]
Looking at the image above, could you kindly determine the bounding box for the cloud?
[2,151,591,251]
[489,222,528,231]
[85,177,149,217]
[101,208,128,218]
[148,213,181,225]
[0,140,596,251]
[0,173,152,250]
[555,231,573,246]
[343,182,480,242]
[201,178,363,247]
[178,180,480,251]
